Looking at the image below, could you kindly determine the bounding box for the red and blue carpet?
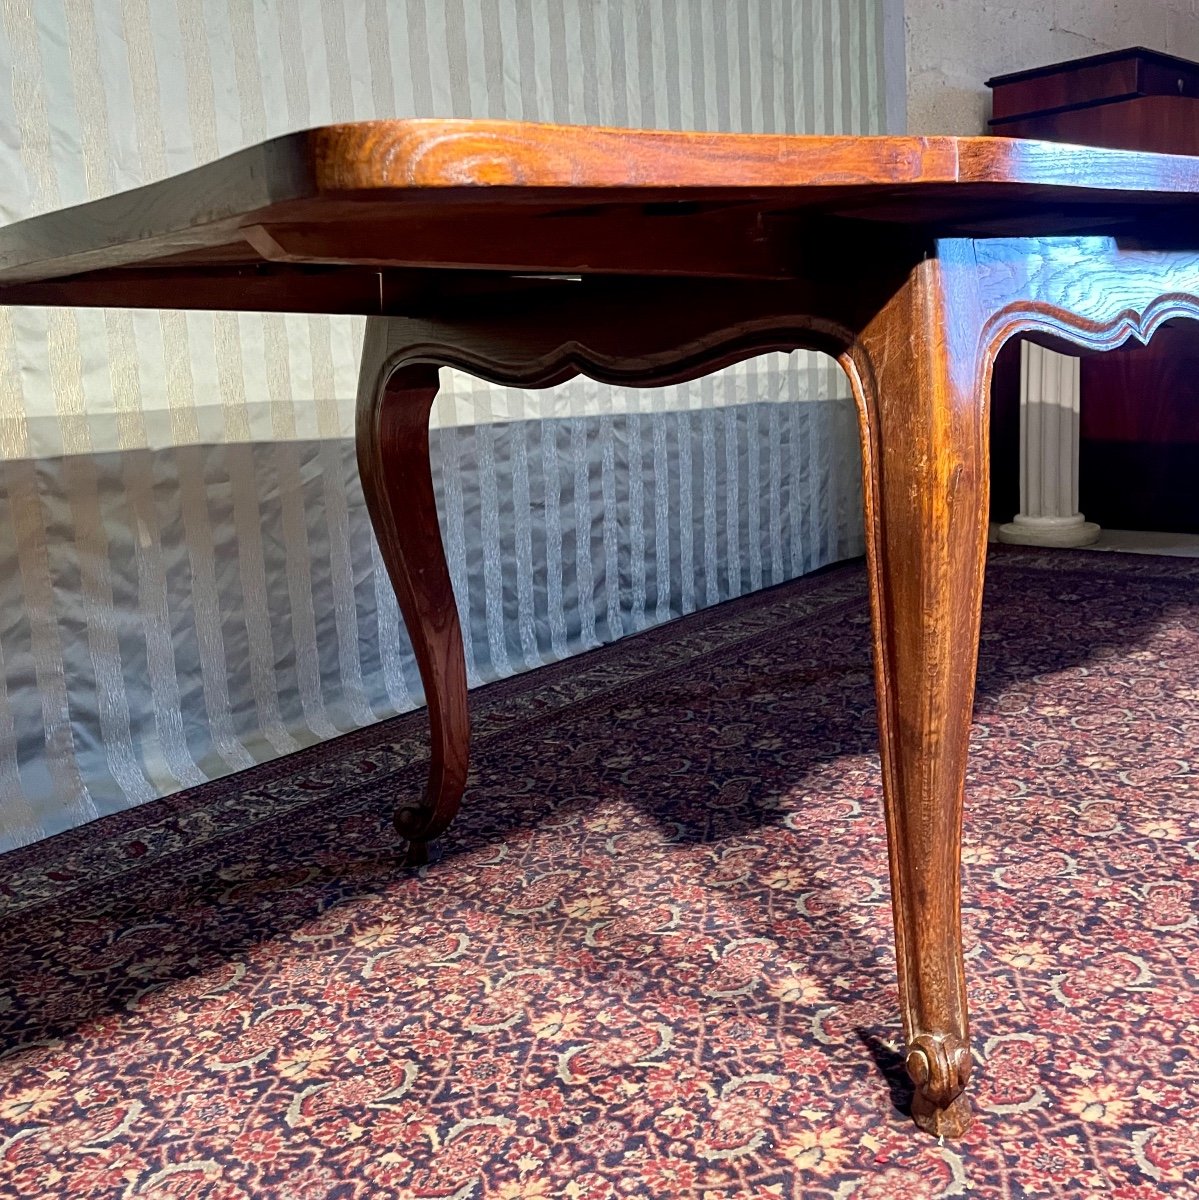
[0,547,1197,1199]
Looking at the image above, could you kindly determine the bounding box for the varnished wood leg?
[841,243,991,1137]
[356,352,468,868]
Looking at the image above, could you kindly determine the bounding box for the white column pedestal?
[998,340,1100,548]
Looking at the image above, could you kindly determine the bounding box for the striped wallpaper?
[0,1,890,851]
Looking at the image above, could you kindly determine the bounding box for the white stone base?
[998,514,1101,548]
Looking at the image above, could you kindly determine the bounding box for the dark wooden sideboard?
[989,47,1199,532]
[989,46,1199,154]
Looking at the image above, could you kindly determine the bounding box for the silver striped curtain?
[0,1,887,851]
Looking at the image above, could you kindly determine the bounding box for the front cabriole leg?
[841,240,992,1137]
[356,324,468,868]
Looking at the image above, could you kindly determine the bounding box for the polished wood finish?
[4,121,1199,307]
[356,342,469,869]
[1077,325,1199,531]
[991,96,1199,157]
[989,46,1199,126]
[988,49,1199,533]
[842,245,991,1137]
[990,48,1199,155]
[5,119,1199,1138]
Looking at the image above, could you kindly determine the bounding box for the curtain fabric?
[0,1,887,851]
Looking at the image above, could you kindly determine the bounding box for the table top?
[1,118,1198,314]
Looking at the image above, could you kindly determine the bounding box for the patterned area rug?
[1,547,1197,1200]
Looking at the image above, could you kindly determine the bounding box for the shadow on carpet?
[0,546,1197,1199]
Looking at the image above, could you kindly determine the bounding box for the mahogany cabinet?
[989,47,1199,532]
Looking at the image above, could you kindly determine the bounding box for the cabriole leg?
[842,244,991,1137]
[356,337,468,868]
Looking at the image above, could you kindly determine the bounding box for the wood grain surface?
[3,119,1199,306]
[839,241,993,1138]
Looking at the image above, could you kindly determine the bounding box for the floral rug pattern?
[0,547,1197,1199]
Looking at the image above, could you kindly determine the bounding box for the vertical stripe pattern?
[0,1,884,850]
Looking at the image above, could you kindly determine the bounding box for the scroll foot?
[906,1034,974,1137]
[394,806,444,869]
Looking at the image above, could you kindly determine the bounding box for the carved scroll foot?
[393,811,443,868]
[357,326,469,867]
[907,1034,973,1137]
[843,241,990,1139]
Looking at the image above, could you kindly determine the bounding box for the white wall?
[905,0,1199,134]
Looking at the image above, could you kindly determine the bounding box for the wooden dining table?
[1,119,1197,1139]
